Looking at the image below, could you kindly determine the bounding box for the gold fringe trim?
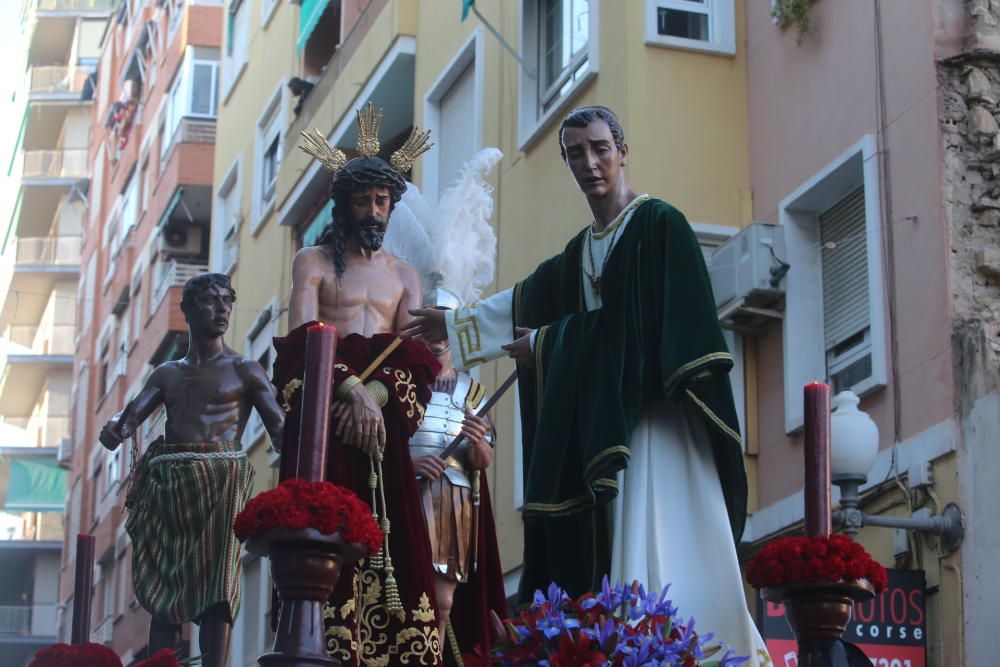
[662,352,733,396]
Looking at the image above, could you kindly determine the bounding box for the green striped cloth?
[125,439,254,624]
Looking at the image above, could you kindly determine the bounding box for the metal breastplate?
[409,374,473,487]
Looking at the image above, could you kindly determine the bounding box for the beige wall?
[411,0,750,572]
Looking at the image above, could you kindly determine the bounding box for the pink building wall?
[745,0,954,507]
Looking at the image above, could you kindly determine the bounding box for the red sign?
[759,569,927,667]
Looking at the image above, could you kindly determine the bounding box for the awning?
[297,0,332,52]
[2,457,66,512]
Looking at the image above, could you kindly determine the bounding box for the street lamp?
[829,391,965,554]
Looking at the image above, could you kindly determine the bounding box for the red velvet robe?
[272,323,505,666]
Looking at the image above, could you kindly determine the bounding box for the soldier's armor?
[410,372,490,583]
[409,374,488,486]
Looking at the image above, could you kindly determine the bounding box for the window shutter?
[820,186,868,352]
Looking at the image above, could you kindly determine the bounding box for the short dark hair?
[558,106,626,161]
[180,273,236,320]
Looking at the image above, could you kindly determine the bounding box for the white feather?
[382,148,503,306]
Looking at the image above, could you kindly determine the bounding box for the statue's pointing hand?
[401,308,448,344]
[502,327,535,368]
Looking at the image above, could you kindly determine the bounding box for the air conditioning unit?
[709,222,787,334]
[158,224,203,256]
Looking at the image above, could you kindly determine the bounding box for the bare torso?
[289,245,420,336]
[157,351,258,443]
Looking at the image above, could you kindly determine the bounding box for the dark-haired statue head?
[314,156,408,279]
[181,273,236,337]
[558,105,629,200]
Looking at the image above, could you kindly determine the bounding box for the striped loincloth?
[125,439,254,625]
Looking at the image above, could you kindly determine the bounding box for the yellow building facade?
[213,0,751,591]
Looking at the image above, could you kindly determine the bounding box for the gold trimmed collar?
[590,194,651,240]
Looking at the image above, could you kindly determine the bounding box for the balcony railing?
[22,149,89,180]
[150,260,208,316]
[26,66,88,96]
[5,324,76,355]
[162,118,216,162]
[15,236,82,266]
[6,416,71,448]
[0,603,58,636]
[35,0,117,12]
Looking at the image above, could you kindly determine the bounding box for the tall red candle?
[71,533,95,644]
[297,323,338,482]
[804,382,832,537]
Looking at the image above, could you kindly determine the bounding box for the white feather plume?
[382,147,502,306]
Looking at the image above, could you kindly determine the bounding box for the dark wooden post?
[804,382,832,537]
[71,533,96,644]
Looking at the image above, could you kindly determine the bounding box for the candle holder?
[763,580,875,667]
[246,528,365,667]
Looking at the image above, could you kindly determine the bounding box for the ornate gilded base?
[763,579,876,667]
[247,529,365,667]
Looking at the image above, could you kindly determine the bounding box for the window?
[73,365,89,450]
[121,170,139,239]
[130,276,144,351]
[243,304,277,447]
[519,0,598,149]
[106,448,121,490]
[80,254,96,334]
[222,0,249,101]
[99,333,112,396]
[233,558,269,667]
[539,0,590,112]
[254,87,285,229]
[167,0,184,42]
[140,159,150,211]
[643,0,735,55]
[99,560,115,621]
[162,48,221,158]
[261,0,279,28]
[214,158,242,273]
[780,135,888,432]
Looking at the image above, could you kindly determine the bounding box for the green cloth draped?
[512,198,747,601]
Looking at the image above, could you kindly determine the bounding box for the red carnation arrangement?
[30,645,182,667]
[233,478,383,556]
[746,534,888,593]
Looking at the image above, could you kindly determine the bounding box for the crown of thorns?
[298,101,433,176]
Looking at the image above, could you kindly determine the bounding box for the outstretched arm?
[289,247,325,330]
[393,261,423,333]
[99,366,166,450]
[238,359,285,452]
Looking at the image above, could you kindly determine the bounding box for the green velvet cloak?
[512,198,747,603]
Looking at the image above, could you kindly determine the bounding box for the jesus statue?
[404,105,769,663]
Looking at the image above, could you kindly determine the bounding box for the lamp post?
[830,391,965,553]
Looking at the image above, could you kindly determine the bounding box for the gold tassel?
[374,453,404,617]
[447,619,466,667]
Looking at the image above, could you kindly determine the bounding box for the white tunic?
[444,197,768,663]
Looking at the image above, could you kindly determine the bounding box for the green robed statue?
[404,106,768,664]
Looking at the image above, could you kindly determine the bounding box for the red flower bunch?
[31,644,184,667]
[746,534,888,593]
[29,643,121,667]
[135,649,182,667]
[233,478,383,556]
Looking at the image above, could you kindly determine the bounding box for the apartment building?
[60,0,222,660]
[0,2,114,665]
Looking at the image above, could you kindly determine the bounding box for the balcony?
[32,0,118,14]
[15,236,81,269]
[0,325,74,415]
[21,149,88,184]
[5,324,75,356]
[151,260,208,316]
[0,603,58,637]
[26,66,88,101]
[4,416,71,450]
